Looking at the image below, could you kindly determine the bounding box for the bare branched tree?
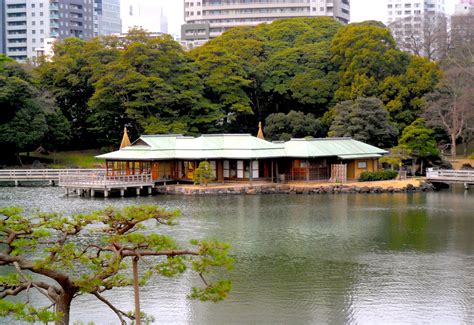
[424,67,474,158]
[389,13,449,61]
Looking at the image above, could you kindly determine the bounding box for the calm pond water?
[0,186,473,324]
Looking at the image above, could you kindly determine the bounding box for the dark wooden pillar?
[249,160,253,186]
[271,160,274,183]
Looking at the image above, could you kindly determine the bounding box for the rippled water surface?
[0,186,473,324]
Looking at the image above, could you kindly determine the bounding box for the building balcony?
[203,11,309,20]
[6,16,27,22]
[202,3,309,10]
[6,25,28,30]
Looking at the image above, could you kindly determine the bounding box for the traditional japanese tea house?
[96,134,387,183]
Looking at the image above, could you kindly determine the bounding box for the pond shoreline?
[156,179,435,195]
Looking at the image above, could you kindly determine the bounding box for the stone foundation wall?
[156,182,435,196]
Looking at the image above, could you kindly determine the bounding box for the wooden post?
[271,160,274,183]
[306,160,310,182]
[249,160,253,187]
[276,162,279,183]
[132,257,141,325]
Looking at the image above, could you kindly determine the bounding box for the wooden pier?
[426,168,474,189]
[0,169,155,197]
[59,171,154,197]
[0,169,102,186]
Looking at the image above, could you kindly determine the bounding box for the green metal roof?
[96,134,286,160]
[96,135,387,161]
[284,138,387,158]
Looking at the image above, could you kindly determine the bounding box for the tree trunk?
[17,153,23,166]
[55,291,74,325]
[133,257,141,325]
[451,135,457,159]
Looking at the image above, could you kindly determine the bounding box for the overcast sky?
[121,0,456,37]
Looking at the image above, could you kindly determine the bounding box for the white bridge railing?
[59,173,153,189]
[426,168,474,182]
[0,169,103,181]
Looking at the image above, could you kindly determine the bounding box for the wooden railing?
[0,169,103,181]
[284,167,330,182]
[426,169,474,183]
[59,173,153,188]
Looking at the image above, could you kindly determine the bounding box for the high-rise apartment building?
[93,0,121,36]
[2,0,95,61]
[181,0,350,45]
[451,0,474,50]
[387,0,447,60]
[0,0,5,54]
[455,0,474,14]
[387,0,446,23]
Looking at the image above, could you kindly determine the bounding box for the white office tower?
[93,0,122,36]
[3,0,94,61]
[120,0,140,32]
[455,0,474,14]
[181,0,350,46]
[387,0,447,60]
[160,7,168,34]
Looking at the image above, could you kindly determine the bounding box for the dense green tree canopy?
[0,61,48,162]
[23,19,444,155]
[398,118,439,160]
[265,111,322,141]
[328,97,398,147]
[36,37,120,148]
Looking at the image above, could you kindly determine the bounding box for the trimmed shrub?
[460,163,473,170]
[193,161,215,186]
[359,170,398,182]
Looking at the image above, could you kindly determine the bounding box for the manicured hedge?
[359,170,398,182]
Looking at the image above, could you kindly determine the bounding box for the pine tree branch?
[91,291,134,325]
[13,262,58,303]
[121,249,199,257]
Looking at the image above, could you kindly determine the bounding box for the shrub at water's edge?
[359,170,399,182]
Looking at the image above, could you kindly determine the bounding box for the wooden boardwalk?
[59,172,154,197]
[426,168,474,189]
[0,169,102,186]
[0,169,155,197]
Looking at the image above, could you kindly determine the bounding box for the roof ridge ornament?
[257,122,265,140]
[120,127,131,149]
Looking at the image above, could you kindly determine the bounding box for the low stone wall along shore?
[156,181,435,196]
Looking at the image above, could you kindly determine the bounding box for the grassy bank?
[20,150,104,168]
